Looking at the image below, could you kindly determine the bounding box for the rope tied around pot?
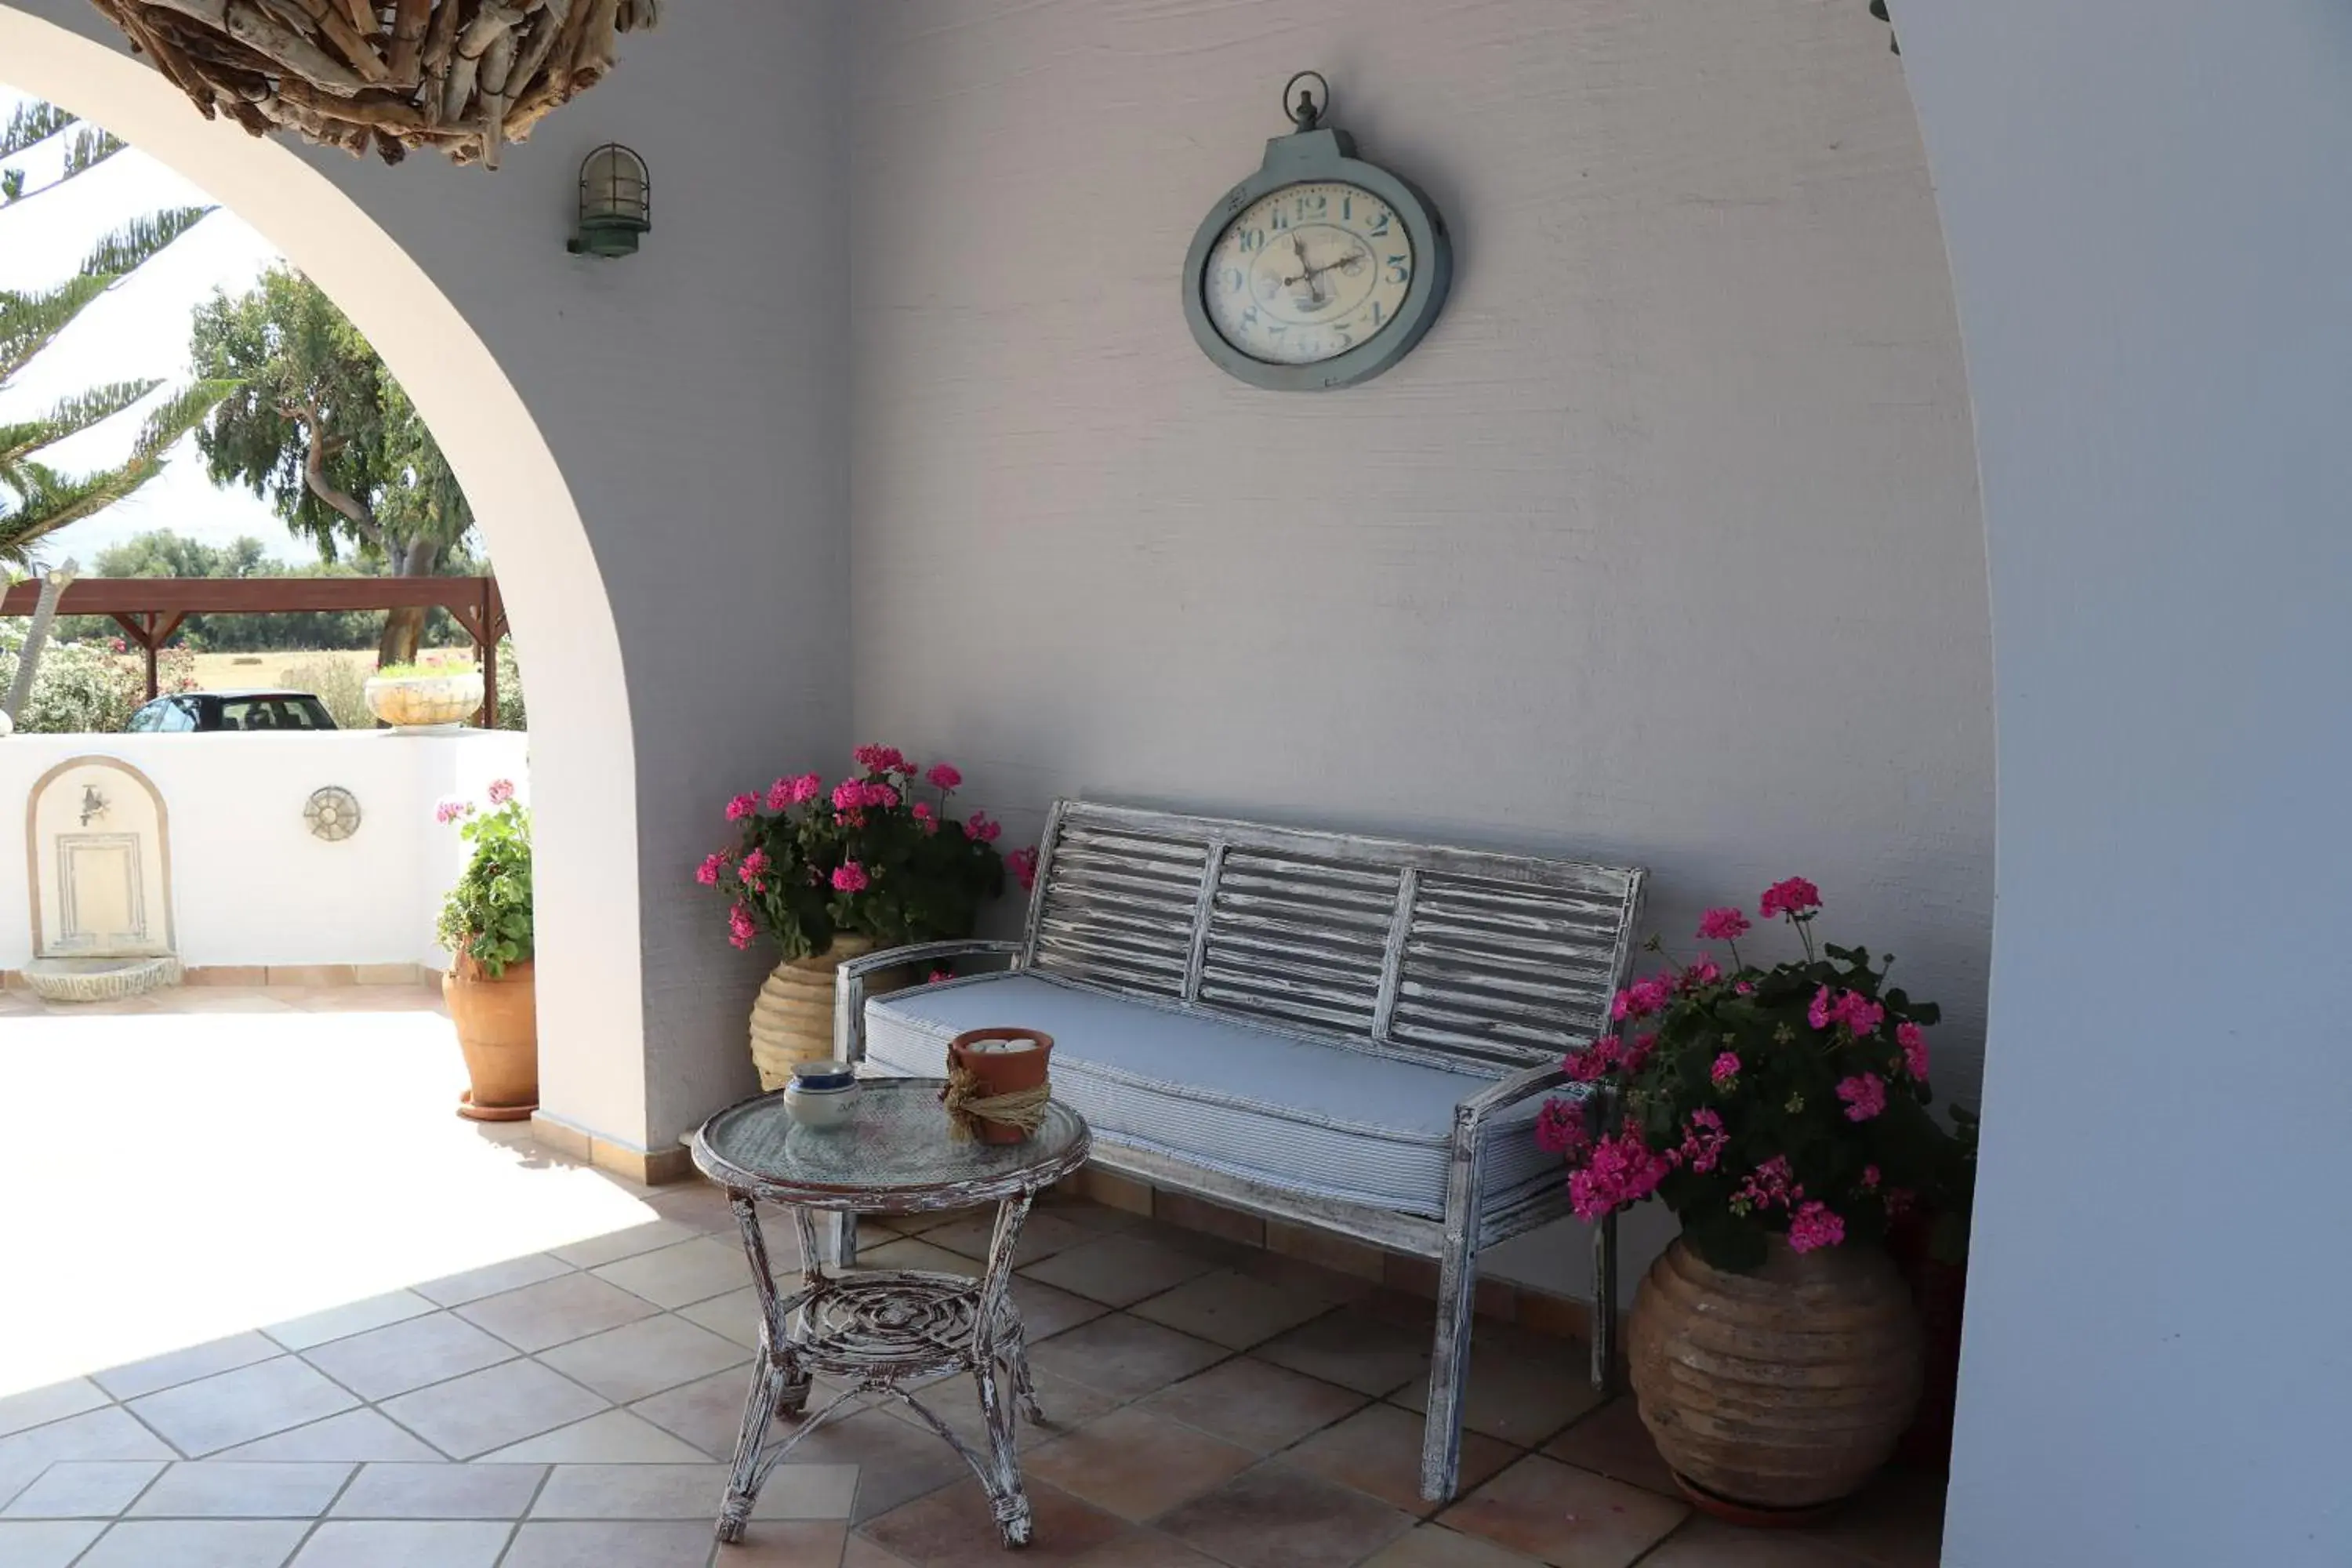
[942,1065,1053,1142]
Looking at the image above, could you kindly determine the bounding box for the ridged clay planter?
[1628,1235,1922,1519]
[445,956,538,1121]
[749,935,909,1091]
[365,670,485,728]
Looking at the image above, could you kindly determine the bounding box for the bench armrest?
[833,939,1025,1063]
[1459,1061,1584,1123]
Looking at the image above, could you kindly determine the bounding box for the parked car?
[126,690,339,733]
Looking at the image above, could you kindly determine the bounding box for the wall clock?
[1182,73,1454,392]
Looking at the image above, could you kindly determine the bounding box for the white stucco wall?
[848,0,1994,1297]
[0,731,525,970]
[1898,2,2352,1563]
[2,2,852,1152]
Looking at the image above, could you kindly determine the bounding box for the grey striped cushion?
[862,971,1556,1221]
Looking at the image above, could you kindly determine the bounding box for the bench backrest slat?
[1022,801,1646,1073]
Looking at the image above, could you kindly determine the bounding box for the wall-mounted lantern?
[569,143,651,257]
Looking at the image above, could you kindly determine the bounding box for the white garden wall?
[0,731,526,971]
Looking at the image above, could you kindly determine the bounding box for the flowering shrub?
[700,744,1036,960]
[434,780,532,977]
[1541,877,1966,1272]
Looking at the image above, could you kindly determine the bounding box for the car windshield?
[218,696,335,731]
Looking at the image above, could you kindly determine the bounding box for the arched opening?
[0,9,647,1156]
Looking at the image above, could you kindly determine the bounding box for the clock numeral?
[1334,325,1353,349]
[1271,209,1291,231]
[1237,228,1265,253]
[1220,267,1246,295]
[1240,305,1260,328]
[1295,191,1327,219]
[1368,210,1392,237]
[1370,299,1384,326]
[1267,321,1288,336]
[1386,255,1409,285]
[1341,193,1352,220]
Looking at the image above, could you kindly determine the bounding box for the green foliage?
[0,619,191,733]
[275,655,372,730]
[437,788,532,977]
[705,749,1012,960]
[493,636,527,731]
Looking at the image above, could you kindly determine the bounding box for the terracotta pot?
[444,956,538,1121]
[1629,1235,1922,1517]
[748,935,910,1091]
[946,1027,1055,1145]
[1888,1214,1968,1473]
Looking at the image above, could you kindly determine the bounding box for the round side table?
[691,1077,1091,1548]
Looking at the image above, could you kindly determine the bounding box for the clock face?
[1202,181,1414,366]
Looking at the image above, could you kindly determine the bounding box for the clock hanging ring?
[1182,73,1453,391]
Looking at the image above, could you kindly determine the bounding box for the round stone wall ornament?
[304,786,362,842]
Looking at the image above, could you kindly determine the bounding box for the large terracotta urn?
[445,957,537,1121]
[1628,1236,1922,1517]
[748,935,909,1091]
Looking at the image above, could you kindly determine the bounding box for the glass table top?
[692,1077,1091,1209]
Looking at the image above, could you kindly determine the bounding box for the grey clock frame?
[1183,125,1453,392]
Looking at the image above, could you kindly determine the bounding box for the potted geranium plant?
[436,779,535,1120]
[699,745,1035,1089]
[1544,877,1957,1520]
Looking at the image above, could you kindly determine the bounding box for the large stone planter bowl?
[1629,1235,1922,1516]
[365,670,485,728]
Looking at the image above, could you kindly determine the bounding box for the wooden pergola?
[0,575,510,726]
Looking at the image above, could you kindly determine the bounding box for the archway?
[0,8,648,1156]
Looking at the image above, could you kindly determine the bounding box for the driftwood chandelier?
[83,0,660,168]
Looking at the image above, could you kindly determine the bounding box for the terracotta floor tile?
[1287,1403,1520,1516]
[1140,1357,1368,1454]
[858,1238,984,1278]
[844,1534,919,1566]
[1020,1236,1222,1308]
[924,1210,1094,1266]
[1539,1401,1676,1499]
[1255,1308,1432,1397]
[1152,1461,1415,1568]
[534,1314,750,1404]
[1803,1468,1947,1568]
[330,1462,545,1519]
[1130,1270,1348,1351]
[502,1520,715,1567]
[1065,1531,1227,1566]
[1024,1406,1255,1521]
[129,1358,361,1457]
[0,1460,166,1519]
[593,1237,759,1309]
[211,1411,441,1465]
[477,1409,717,1464]
[74,1517,310,1566]
[0,1519,106,1566]
[93,1334,283,1402]
[128,1462,352,1519]
[1439,1454,1686,1568]
[412,1254,573,1309]
[1028,1316,1226,1401]
[1633,1518,1873,1567]
[377,1359,607,1459]
[455,1272,661,1353]
[531,1461,854,1520]
[1389,1340,1605,1446]
[758,1406,972,1524]
[0,1407,177,1506]
[0,1379,109,1440]
[262,1292,437,1354]
[548,1218,702,1270]
[1359,1523,1551,1568]
[629,1367,765,1460]
[889,1365,1120,1455]
[287,1519,514,1566]
[719,1519,852,1564]
[300,1313,516,1401]
[860,1475,1128,1566]
[677,1287,768,1350]
[1011,1276,1114,1341]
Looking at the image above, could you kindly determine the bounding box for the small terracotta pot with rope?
[943,1028,1055,1145]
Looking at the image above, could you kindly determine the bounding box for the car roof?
[190,689,325,702]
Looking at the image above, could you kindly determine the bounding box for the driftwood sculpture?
[83,0,659,168]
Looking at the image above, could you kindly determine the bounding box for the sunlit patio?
[0,987,1941,1567]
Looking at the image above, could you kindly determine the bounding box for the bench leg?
[833,1213,859,1270]
[1419,1223,1481,1503]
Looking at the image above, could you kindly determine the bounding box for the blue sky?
[2,82,314,566]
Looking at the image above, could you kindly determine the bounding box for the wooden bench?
[837,800,1646,1501]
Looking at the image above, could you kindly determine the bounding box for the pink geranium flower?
[967,811,1002,843]
[1837,1073,1888,1121]
[486,779,515,805]
[1007,846,1040,891]
[787,772,823,804]
[1679,1109,1729,1173]
[1788,1200,1846,1253]
[737,848,770,887]
[853,744,909,775]
[926,763,962,790]
[726,904,756,950]
[694,851,729,887]
[1568,1129,1671,1221]
[724,792,760,822]
[1711,1051,1740,1087]
[1759,877,1823,920]
[1610,973,1674,1021]
[434,798,470,826]
[1678,956,1722,992]
[1896,1021,1930,1080]
[912,801,938,833]
[830,861,869,893]
[1534,1098,1592,1159]
[1697,906,1750,942]
[927,967,956,984]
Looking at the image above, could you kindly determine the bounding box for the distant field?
[187,648,377,691]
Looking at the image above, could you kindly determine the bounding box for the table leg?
[973,1192,1036,1547]
[716,1193,818,1541]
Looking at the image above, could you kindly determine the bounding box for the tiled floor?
[2,985,1947,1566]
